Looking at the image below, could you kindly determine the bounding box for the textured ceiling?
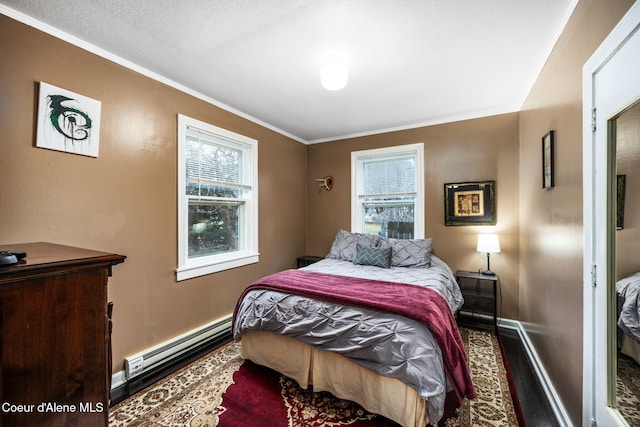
[0,0,577,143]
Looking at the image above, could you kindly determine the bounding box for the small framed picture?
[444,181,496,226]
[542,131,555,189]
[36,82,101,157]
[617,174,626,230]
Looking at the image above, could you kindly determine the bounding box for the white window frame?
[176,114,259,281]
[351,143,425,238]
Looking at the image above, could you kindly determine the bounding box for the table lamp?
[477,233,501,276]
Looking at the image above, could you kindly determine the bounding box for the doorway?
[583,3,640,426]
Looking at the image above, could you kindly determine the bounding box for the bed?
[232,230,476,427]
[617,272,640,364]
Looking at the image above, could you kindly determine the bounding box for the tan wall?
[0,16,307,372]
[307,113,521,319]
[518,0,633,423]
[3,4,637,423]
[616,103,640,279]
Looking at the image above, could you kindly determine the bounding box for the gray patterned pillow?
[379,237,432,267]
[326,230,380,261]
[353,244,392,268]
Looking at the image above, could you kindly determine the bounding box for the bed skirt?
[620,333,640,365]
[240,330,429,427]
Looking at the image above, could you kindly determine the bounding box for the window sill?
[176,252,259,281]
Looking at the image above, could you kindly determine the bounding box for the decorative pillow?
[353,243,392,269]
[379,237,432,267]
[326,230,380,262]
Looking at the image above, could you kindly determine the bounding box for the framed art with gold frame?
[444,181,496,226]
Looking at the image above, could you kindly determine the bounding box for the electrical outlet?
[125,356,144,379]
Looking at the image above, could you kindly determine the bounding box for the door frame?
[583,2,640,426]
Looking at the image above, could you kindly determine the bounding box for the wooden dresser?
[0,242,125,427]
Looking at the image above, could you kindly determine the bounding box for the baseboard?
[111,370,127,390]
[111,314,233,390]
[498,318,572,427]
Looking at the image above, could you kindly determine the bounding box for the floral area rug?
[445,328,521,426]
[109,328,521,426]
[616,356,640,425]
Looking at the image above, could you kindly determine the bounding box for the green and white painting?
[36,82,101,157]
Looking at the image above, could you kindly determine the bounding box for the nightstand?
[297,255,324,268]
[455,270,498,332]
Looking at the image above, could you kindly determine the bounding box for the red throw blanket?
[233,269,477,404]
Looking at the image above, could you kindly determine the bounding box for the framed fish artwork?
[36,82,101,157]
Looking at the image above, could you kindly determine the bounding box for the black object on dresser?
[296,255,324,268]
[455,270,498,332]
[0,242,125,427]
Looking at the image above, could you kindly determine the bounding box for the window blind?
[361,154,416,196]
[185,126,251,189]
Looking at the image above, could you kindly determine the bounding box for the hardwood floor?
[498,326,560,426]
[110,328,560,426]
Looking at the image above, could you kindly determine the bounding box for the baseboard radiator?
[123,315,233,381]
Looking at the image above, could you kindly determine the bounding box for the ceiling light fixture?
[320,54,349,91]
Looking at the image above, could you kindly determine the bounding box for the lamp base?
[481,270,496,276]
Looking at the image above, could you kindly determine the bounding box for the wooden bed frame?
[240,330,430,427]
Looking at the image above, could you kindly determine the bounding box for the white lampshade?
[477,233,501,253]
[320,55,349,91]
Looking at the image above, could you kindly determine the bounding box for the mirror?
[613,100,640,424]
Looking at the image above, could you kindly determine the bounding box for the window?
[177,114,258,281]
[351,143,424,239]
